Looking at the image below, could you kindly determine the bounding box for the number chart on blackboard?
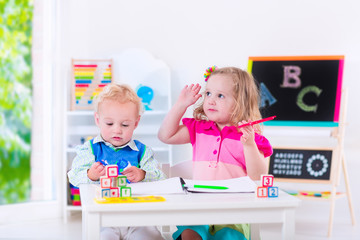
[268,148,333,182]
[248,56,344,127]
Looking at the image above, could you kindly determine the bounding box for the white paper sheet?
[130,177,185,195]
[129,176,257,195]
[184,176,257,193]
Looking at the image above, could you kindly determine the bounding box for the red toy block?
[106,165,119,177]
[100,176,111,188]
[110,187,119,198]
[261,174,274,187]
[257,186,268,198]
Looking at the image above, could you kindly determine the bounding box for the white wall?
[58,0,360,163]
[55,0,360,233]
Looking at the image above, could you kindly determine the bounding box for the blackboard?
[268,148,333,182]
[248,56,344,127]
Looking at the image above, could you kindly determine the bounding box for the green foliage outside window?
[0,0,33,204]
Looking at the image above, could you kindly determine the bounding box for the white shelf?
[63,50,173,222]
[67,110,93,116]
[66,148,76,153]
[66,205,82,211]
[150,147,169,152]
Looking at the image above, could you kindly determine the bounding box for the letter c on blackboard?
[296,85,322,113]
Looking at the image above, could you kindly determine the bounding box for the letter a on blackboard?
[260,83,277,108]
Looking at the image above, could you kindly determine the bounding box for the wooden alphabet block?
[106,165,119,177]
[120,187,132,197]
[117,176,127,187]
[261,174,274,187]
[110,177,118,188]
[100,176,111,188]
[110,187,119,198]
[257,186,268,198]
[268,186,279,198]
[101,188,110,198]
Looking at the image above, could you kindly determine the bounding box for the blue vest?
[90,139,146,172]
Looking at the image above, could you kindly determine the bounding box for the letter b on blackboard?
[281,66,301,88]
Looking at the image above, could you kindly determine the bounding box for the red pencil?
[237,115,276,128]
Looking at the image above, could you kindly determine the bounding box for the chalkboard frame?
[248,56,345,127]
[268,146,338,184]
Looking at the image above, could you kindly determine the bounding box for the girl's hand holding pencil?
[238,116,276,144]
[237,116,276,128]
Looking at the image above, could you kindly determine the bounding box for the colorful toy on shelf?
[71,59,113,110]
[80,136,94,144]
[136,84,154,110]
[69,183,81,206]
[257,174,278,198]
[99,164,132,199]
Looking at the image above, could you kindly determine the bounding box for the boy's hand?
[121,166,146,183]
[238,120,256,145]
[87,162,106,181]
[177,84,202,108]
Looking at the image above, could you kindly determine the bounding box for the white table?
[80,184,300,240]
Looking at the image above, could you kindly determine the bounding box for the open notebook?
[129,176,257,195]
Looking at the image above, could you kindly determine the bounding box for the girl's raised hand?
[238,120,256,145]
[177,84,202,108]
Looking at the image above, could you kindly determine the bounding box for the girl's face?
[95,100,140,147]
[203,74,235,130]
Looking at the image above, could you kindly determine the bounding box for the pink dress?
[172,118,273,240]
[183,118,273,180]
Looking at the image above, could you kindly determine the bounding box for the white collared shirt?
[68,135,166,187]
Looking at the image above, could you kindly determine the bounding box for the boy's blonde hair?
[194,67,262,133]
[94,83,143,115]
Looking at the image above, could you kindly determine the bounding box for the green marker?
[184,184,229,190]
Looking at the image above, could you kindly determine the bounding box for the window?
[0,0,62,223]
[0,0,33,205]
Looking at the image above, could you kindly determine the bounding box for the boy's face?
[95,99,140,147]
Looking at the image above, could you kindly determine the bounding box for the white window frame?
[0,0,63,224]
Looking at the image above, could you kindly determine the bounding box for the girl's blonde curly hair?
[194,67,263,133]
